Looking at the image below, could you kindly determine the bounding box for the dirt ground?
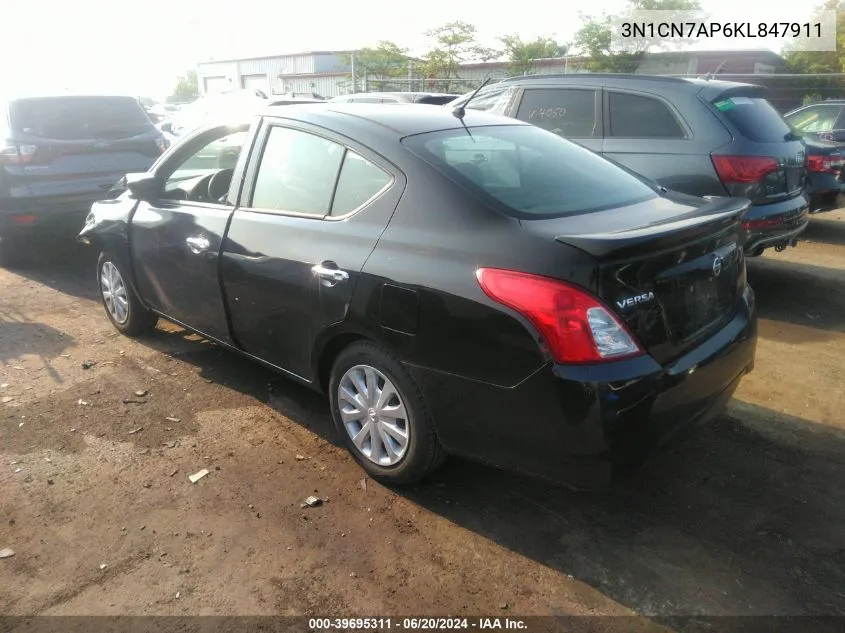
[2,211,845,621]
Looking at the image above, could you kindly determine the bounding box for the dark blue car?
[0,93,166,265]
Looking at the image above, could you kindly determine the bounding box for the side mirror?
[159,121,173,134]
[125,173,160,201]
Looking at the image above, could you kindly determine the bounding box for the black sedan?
[79,104,757,489]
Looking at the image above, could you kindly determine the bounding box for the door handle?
[312,263,349,283]
[186,235,211,254]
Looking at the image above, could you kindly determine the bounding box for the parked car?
[783,101,845,212]
[79,104,757,489]
[448,75,810,257]
[168,90,267,136]
[330,92,460,105]
[167,93,320,138]
[0,93,167,265]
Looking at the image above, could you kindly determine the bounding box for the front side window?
[608,92,685,138]
[161,125,250,202]
[515,89,598,138]
[167,129,249,183]
[402,124,657,219]
[251,126,345,215]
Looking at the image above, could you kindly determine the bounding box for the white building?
[196,51,353,98]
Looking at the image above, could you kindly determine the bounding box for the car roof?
[257,102,525,136]
[2,90,142,101]
[332,92,459,101]
[494,73,762,98]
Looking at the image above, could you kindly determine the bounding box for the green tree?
[420,21,498,91]
[498,35,568,76]
[344,40,411,91]
[784,0,845,104]
[784,0,845,72]
[573,0,701,73]
[169,70,198,103]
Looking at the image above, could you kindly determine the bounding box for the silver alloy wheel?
[337,364,410,466]
[100,261,129,325]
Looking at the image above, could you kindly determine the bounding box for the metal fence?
[353,72,845,113]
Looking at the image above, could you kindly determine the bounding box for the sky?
[1,0,823,100]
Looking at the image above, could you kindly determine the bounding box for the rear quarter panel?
[352,157,597,388]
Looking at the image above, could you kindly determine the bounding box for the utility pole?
[350,52,356,93]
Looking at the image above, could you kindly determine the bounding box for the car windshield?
[401,124,658,219]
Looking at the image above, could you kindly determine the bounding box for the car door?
[507,86,603,152]
[130,123,253,344]
[600,89,713,195]
[220,119,401,380]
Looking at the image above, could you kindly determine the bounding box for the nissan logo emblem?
[712,256,723,277]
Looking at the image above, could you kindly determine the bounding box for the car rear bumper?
[0,195,99,239]
[806,174,845,213]
[742,193,809,254]
[409,287,757,489]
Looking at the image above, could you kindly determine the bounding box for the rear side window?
[402,125,657,219]
[712,94,791,143]
[9,96,152,140]
[608,92,684,138]
[251,126,344,215]
[515,89,597,138]
[331,151,392,215]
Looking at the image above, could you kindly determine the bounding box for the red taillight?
[476,268,643,364]
[742,217,783,231]
[155,136,167,153]
[0,142,37,165]
[807,154,843,175]
[11,214,36,225]
[712,155,779,184]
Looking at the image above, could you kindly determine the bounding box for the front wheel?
[329,342,446,486]
[97,251,158,336]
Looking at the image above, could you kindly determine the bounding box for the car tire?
[329,341,446,486]
[97,251,158,336]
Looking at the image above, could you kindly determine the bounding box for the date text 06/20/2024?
[308,617,528,630]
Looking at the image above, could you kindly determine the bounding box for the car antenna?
[704,60,726,81]
[452,76,492,120]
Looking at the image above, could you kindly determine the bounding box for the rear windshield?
[712,94,792,143]
[402,125,658,219]
[9,96,153,140]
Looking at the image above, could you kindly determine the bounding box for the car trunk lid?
[540,195,749,365]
